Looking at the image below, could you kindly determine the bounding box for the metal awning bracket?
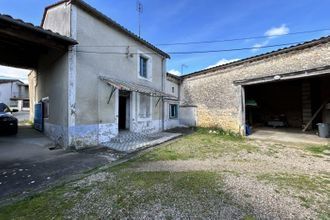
[155,97,162,107]
[107,87,117,104]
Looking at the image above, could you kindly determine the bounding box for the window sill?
[138,75,152,82]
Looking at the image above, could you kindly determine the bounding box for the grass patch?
[243,215,256,220]
[305,145,330,156]
[0,170,233,219]
[0,184,79,219]
[195,127,243,141]
[257,173,329,193]
[257,173,330,218]
[136,128,257,162]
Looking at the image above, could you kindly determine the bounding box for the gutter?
[233,65,330,86]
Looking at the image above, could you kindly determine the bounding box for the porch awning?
[100,76,175,98]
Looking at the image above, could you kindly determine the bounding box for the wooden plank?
[302,101,327,132]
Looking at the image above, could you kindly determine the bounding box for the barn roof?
[183,35,330,79]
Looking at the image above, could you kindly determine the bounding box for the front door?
[118,91,130,130]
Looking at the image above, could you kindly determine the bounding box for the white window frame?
[137,93,152,121]
[137,50,152,81]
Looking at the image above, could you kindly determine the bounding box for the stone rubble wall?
[181,42,330,133]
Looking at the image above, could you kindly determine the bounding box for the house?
[6,0,328,148]
[0,76,29,111]
[180,36,330,135]
[28,0,175,149]
[164,73,181,130]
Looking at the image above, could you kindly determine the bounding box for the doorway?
[244,74,330,135]
[118,90,130,130]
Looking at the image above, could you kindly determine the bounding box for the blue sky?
[0,0,330,80]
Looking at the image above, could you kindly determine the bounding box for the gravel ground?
[1,133,329,219]
[126,140,329,219]
[130,143,329,174]
[64,173,249,219]
[222,174,317,219]
[129,157,329,174]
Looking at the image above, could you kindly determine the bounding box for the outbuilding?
[181,36,330,138]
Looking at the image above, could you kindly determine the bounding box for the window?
[169,104,178,119]
[42,97,49,119]
[23,100,29,108]
[172,86,175,93]
[137,51,152,80]
[138,94,152,119]
[139,56,148,78]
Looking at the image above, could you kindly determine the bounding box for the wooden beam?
[302,101,327,132]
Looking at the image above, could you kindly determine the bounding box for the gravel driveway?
[0,128,329,219]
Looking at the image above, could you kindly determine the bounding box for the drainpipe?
[11,82,13,101]
[161,58,165,131]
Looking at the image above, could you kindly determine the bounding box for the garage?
[242,66,330,141]
[0,14,96,201]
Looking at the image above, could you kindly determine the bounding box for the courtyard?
[0,128,329,219]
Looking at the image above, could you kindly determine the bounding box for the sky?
[0,0,330,81]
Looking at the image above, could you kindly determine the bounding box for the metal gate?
[34,103,43,131]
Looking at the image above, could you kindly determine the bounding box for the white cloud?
[251,24,290,52]
[252,39,270,52]
[168,69,182,76]
[0,65,31,84]
[265,24,290,37]
[206,58,239,69]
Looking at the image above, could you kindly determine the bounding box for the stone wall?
[181,42,330,133]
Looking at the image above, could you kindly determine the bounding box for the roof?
[0,80,24,84]
[166,72,182,81]
[0,14,77,45]
[234,65,330,86]
[183,35,330,79]
[42,0,170,59]
[100,76,175,98]
[0,76,25,84]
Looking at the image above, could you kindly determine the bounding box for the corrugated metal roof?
[183,35,330,79]
[100,76,175,98]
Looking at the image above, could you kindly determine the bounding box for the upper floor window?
[137,51,152,81]
[139,56,148,78]
[172,86,175,93]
